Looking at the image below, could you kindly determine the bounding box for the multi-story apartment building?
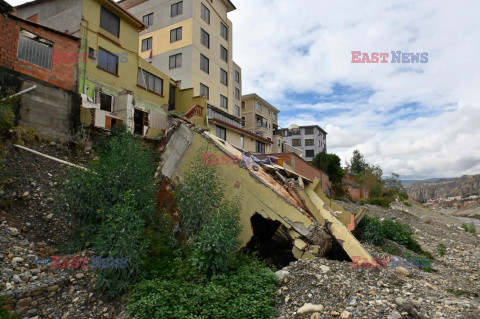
[241,93,281,153]
[15,0,200,138]
[119,0,261,150]
[278,124,327,162]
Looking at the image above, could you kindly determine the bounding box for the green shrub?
[356,215,423,254]
[93,192,149,296]
[58,127,156,246]
[402,251,432,272]
[0,296,18,319]
[403,200,411,206]
[461,222,476,234]
[176,149,226,241]
[127,258,278,319]
[437,243,447,256]
[191,201,242,276]
[367,197,391,207]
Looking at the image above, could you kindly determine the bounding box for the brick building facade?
[0,10,79,91]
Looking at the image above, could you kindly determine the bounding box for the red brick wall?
[0,15,78,91]
[265,153,331,193]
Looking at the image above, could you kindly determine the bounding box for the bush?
[127,258,278,319]
[191,201,241,275]
[176,150,242,275]
[58,127,156,247]
[93,192,149,296]
[437,243,447,256]
[176,150,226,241]
[403,200,411,206]
[356,215,423,254]
[367,197,391,207]
[461,222,476,234]
[0,295,18,319]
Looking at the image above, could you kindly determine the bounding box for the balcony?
[207,104,242,128]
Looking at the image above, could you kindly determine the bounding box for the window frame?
[17,30,53,70]
[235,88,240,100]
[305,139,314,146]
[220,68,228,86]
[292,138,302,147]
[220,94,228,109]
[169,53,182,69]
[220,45,228,62]
[200,54,209,73]
[98,48,119,75]
[100,6,120,38]
[141,37,152,52]
[305,150,315,157]
[234,105,240,117]
[201,3,210,24]
[200,83,209,99]
[170,27,182,43]
[137,68,164,95]
[220,22,228,40]
[171,1,183,17]
[216,125,226,140]
[142,13,154,26]
[235,70,240,83]
[201,28,210,48]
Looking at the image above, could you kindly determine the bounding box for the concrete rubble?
[156,120,376,265]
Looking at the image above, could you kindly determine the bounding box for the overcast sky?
[7,0,480,180]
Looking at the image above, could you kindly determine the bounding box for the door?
[168,84,176,111]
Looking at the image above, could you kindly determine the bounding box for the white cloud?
[230,0,480,179]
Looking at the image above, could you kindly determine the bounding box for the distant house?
[278,124,327,162]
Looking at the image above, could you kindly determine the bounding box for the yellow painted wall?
[138,19,193,58]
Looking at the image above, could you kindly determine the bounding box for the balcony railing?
[207,104,242,128]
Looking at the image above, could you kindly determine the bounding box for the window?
[200,83,209,99]
[220,22,228,40]
[100,6,120,37]
[142,37,152,51]
[256,102,262,112]
[17,30,53,70]
[235,70,240,83]
[134,109,149,135]
[220,68,228,85]
[272,113,276,120]
[201,3,210,24]
[99,92,113,112]
[137,68,164,95]
[88,47,96,62]
[292,139,301,146]
[305,150,315,157]
[98,48,119,75]
[200,54,209,73]
[241,116,246,126]
[234,105,240,116]
[216,126,226,140]
[241,101,246,109]
[171,1,183,17]
[220,94,228,108]
[305,139,314,146]
[305,127,314,135]
[169,53,182,69]
[143,13,153,26]
[256,141,266,154]
[201,28,210,48]
[170,27,182,42]
[235,88,240,100]
[220,45,228,62]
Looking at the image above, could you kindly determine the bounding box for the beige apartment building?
[241,93,282,153]
[119,0,268,151]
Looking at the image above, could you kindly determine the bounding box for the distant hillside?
[405,174,480,202]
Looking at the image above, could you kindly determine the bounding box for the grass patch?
[437,243,447,256]
[447,289,479,298]
[127,255,278,319]
[461,222,477,234]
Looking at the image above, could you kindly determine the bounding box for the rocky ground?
[275,201,480,319]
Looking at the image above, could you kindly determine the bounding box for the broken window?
[137,68,164,95]
[17,30,53,70]
[99,92,113,112]
[134,109,148,135]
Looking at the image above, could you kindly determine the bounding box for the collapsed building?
[157,120,376,266]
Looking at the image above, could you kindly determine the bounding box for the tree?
[311,152,344,185]
[348,149,370,175]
